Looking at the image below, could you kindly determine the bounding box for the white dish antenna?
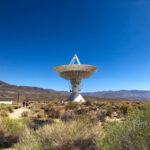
[54,54,98,102]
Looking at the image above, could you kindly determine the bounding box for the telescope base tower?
[67,79,85,102]
[68,93,85,102]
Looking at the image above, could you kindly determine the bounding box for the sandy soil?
[9,107,30,119]
[2,148,14,150]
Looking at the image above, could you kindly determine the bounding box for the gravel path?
[9,107,30,119]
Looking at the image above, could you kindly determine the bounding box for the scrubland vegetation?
[0,100,150,150]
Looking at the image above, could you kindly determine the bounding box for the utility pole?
[17,92,20,102]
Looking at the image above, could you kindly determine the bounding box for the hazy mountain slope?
[83,90,150,101]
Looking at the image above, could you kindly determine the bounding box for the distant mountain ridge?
[83,90,150,101]
[0,80,150,101]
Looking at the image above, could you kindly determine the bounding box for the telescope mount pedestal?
[67,79,85,102]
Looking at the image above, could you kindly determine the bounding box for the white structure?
[54,54,98,102]
[0,97,13,104]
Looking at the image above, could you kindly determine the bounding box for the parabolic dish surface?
[54,65,98,80]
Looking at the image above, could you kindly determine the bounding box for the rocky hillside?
[0,81,67,101]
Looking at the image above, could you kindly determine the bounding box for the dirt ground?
[9,107,30,119]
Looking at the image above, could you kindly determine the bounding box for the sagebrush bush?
[0,104,13,117]
[0,110,9,117]
[65,102,79,110]
[46,107,61,119]
[97,106,150,150]
[106,105,114,117]
[61,110,76,121]
[15,119,102,150]
[0,117,27,148]
[119,102,133,114]
[83,100,92,106]
[0,104,13,113]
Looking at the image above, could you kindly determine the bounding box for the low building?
[0,97,13,104]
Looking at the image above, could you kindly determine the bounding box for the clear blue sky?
[0,0,150,92]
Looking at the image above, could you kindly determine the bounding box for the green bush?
[0,104,13,117]
[20,118,32,127]
[0,117,27,148]
[119,103,133,114]
[0,104,13,113]
[106,106,114,117]
[65,102,79,110]
[15,119,102,150]
[97,106,150,150]
[0,110,9,117]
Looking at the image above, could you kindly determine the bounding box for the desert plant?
[0,110,9,117]
[37,112,45,118]
[15,119,102,150]
[45,107,61,119]
[83,100,92,106]
[106,105,114,117]
[0,117,27,148]
[61,110,76,121]
[0,104,13,113]
[97,106,150,150]
[65,102,78,110]
[119,102,133,114]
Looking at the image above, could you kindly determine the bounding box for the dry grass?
[0,117,27,148]
[15,119,102,150]
[1,101,150,149]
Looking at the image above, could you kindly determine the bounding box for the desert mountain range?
[0,81,150,101]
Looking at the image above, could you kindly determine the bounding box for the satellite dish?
[54,54,98,102]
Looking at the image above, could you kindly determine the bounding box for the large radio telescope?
[54,54,98,102]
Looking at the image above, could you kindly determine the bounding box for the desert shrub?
[0,110,9,117]
[97,106,150,150]
[12,103,22,109]
[94,101,106,108]
[137,103,149,110]
[37,112,45,118]
[65,102,78,110]
[74,107,88,115]
[0,104,13,113]
[21,118,32,127]
[14,133,40,150]
[106,105,114,117]
[15,119,102,150]
[83,100,92,106]
[0,117,27,148]
[46,107,61,119]
[96,110,107,122]
[13,105,21,109]
[0,104,13,117]
[30,103,40,113]
[21,111,29,117]
[119,102,133,114]
[77,114,91,121]
[61,110,76,121]
[49,109,60,118]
